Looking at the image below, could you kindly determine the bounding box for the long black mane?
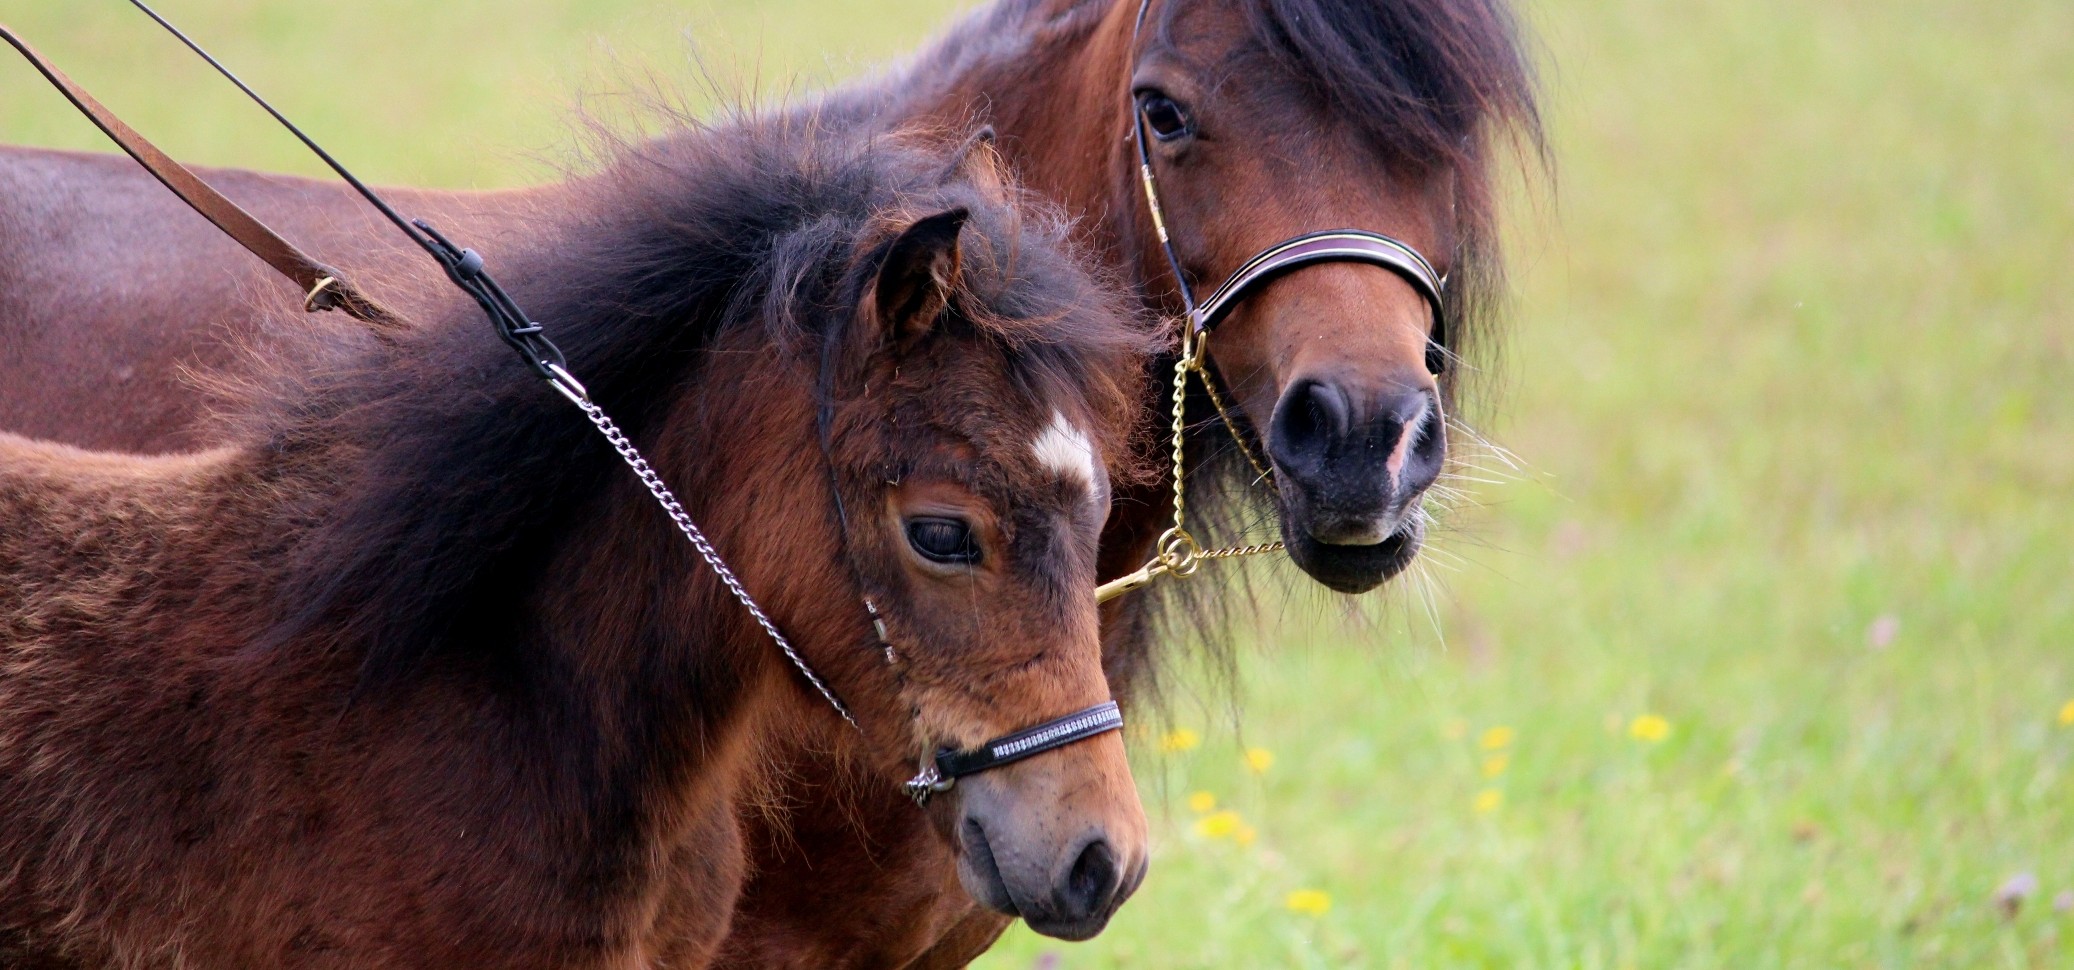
[248,114,1139,688]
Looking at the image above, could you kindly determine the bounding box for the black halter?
[904,702,1126,805]
[1128,0,1449,375]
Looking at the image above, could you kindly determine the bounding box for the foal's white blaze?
[1031,410,1097,491]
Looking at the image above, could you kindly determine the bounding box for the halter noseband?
[1187,230,1449,374]
[904,701,1126,805]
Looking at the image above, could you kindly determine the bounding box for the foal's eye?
[1138,92,1193,141]
[906,517,982,566]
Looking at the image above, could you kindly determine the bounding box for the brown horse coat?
[0,0,1543,965]
[0,117,1150,968]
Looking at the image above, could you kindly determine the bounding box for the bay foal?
[0,119,1151,967]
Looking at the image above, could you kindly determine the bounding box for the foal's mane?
[246,113,1140,688]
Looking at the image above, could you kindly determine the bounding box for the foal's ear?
[872,207,968,347]
[940,127,1008,199]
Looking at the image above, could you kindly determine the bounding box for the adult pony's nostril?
[1060,836,1121,921]
[1397,390,1446,496]
[1270,379,1349,475]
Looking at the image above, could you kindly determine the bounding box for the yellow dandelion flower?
[1473,788,1503,814]
[1187,791,1217,814]
[1194,810,1242,840]
[1479,725,1515,750]
[1160,728,1201,753]
[1244,747,1276,773]
[1628,714,1671,743]
[2058,700,2074,727]
[1285,889,1332,916]
[1481,754,1510,778]
[1234,824,1258,847]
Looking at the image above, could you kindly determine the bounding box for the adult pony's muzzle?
[1268,375,1445,593]
[946,732,1148,940]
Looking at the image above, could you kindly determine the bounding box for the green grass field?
[5,0,2069,966]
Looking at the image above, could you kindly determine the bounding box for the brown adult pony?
[0,118,1154,967]
[0,0,1541,964]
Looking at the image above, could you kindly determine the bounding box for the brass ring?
[303,276,339,312]
[1154,527,1202,578]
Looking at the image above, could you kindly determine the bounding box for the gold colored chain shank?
[1094,327,1284,604]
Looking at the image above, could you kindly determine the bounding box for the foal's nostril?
[1060,836,1121,920]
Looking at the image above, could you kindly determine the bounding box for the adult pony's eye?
[1138,92,1193,141]
[906,517,982,566]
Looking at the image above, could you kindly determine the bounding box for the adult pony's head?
[1117,0,1540,592]
[948,0,1541,592]
[252,120,1153,939]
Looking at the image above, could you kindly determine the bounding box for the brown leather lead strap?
[0,24,402,329]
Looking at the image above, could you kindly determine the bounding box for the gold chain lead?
[1094,323,1284,604]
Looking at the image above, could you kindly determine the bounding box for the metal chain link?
[560,381,861,731]
[1168,330,1196,539]
[1093,325,1285,602]
[1197,538,1281,560]
[1194,334,1279,496]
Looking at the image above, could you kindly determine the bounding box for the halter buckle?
[903,764,955,806]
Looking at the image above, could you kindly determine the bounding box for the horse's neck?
[0,427,784,955]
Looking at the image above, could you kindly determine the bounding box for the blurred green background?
[4,0,2070,966]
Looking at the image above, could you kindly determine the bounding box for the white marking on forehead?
[1030,410,1097,491]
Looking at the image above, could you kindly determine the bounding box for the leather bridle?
[1093,0,1450,602]
[1,4,1121,809]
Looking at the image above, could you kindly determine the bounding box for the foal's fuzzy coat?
[0,118,1146,968]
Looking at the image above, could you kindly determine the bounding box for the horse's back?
[0,145,535,453]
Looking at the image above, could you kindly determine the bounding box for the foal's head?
[548,123,1157,938]
[817,199,1152,940]
[257,119,1153,939]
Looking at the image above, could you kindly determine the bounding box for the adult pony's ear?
[873,207,969,348]
[940,125,997,180]
[940,126,1009,202]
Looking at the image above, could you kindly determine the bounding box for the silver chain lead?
[553,376,862,731]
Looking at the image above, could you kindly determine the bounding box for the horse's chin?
[954,817,1020,916]
[1280,514,1423,594]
